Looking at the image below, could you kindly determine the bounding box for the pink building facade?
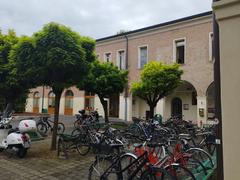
[26,12,214,125]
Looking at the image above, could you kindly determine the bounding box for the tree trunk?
[51,90,62,150]
[99,96,109,123]
[149,104,156,119]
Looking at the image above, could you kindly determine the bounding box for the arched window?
[32,91,40,113]
[33,92,40,107]
[65,90,74,109]
[48,91,55,108]
[84,91,95,110]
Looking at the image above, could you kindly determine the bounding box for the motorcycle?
[0,113,36,158]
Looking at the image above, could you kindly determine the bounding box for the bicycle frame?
[100,151,149,180]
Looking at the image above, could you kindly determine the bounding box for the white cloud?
[0,0,212,39]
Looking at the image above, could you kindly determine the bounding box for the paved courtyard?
[0,136,94,180]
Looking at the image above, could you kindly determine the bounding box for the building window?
[138,46,148,69]
[209,32,213,61]
[48,91,55,108]
[104,53,112,62]
[65,90,74,109]
[33,92,40,108]
[85,91,95,111]
[117,50,125,70]
[174,39,185,64]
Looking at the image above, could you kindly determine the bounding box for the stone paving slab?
[0,137,94,180]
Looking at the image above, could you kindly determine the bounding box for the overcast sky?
[0,0,212,39]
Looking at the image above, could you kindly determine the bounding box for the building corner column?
[119,93,132,121]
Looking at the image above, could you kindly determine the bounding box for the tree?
[12,23,95,150]
[0,30,31,115]
[80,61,128,123]
[131,61,183,119]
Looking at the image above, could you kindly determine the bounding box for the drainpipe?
[212,1,224,179]
[124,34,129,121]
[41,86,45,113]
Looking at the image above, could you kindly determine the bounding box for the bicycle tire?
[183,156,208,176]
[166,164,196,180]
[76,133,91,156]
[36,122,48,135]
[71,128,81,137]
[140,167,176,180]
[186,148,214,169]
[119,153,138,179]
[88,156,117,180]
[57,138,68,158]
[74,120,81,129]
[93,122,101,132]
[57,122,65,134]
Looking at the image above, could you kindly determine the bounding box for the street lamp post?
[41,86,45,113]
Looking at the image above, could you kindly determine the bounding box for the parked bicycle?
[74,109,100,131]
[36,115,65,136]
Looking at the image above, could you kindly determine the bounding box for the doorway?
[33,92,40,113]
[48,91,55,114]
[171,97,182,117]
[64,90,74,115]
[109,94,119,117]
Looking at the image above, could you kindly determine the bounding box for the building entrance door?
[109,94,119,117]
[171,97,182,117]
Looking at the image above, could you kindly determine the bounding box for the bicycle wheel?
[140,167,176,180]
[76,133,91,156]
[57,122,65,134]
[37,122,48,135]
[186,148,214,169]
[166,164,196,180]
[119,153,138,179]
[57,138,68,158]
[88,156,118,180]
[183,156,207,176]
[93,122,101,132]
[74,120,81,128]
[71,128,82,136]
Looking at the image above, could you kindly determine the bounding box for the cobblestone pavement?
[0,137,95,180]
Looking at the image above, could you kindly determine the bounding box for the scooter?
[0,114,36,158]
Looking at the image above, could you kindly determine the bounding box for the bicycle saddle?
[78,109,85,115]
[179,133,192,140]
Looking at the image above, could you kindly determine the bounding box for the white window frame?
[173,38,186,64]
[209,32,213,62]
[104,52,112,62]
[138,45,148,69]
[116,49,126,70]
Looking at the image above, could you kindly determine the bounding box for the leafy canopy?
[31,23,95,89]
[83,61,128,97]
[132,61,183,106]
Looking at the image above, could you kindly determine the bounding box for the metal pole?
[124,34,129,121]
[42,85,45,113]
[212,1,224,179]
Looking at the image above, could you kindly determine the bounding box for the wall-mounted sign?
[183,104,189,110]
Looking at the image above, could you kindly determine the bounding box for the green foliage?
[80,61,128,122]
[20,22,95,150]
[0,30,32,112]
[30,22,95,89]
[83,61,128,97]
[131,61,183,117]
